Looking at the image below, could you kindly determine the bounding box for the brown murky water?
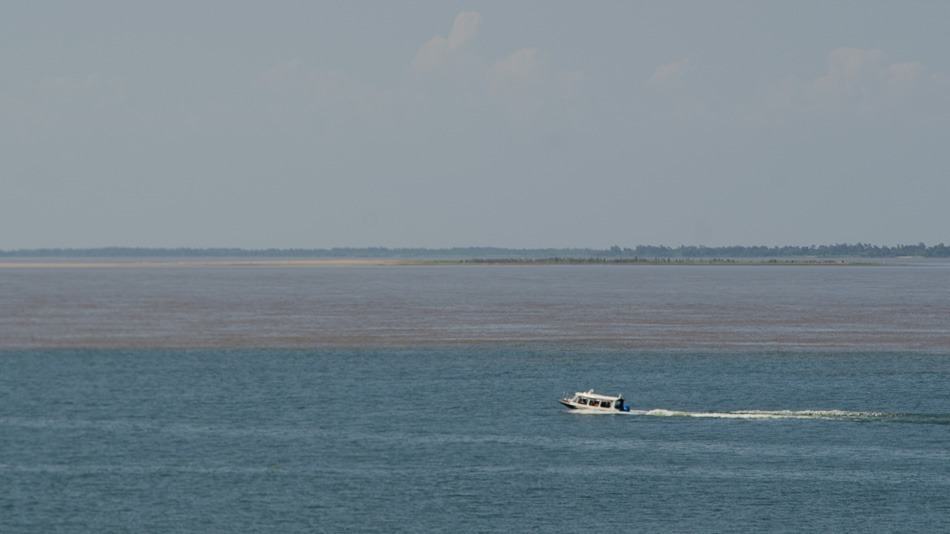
[2,261,949,350]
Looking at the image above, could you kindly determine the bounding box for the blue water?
[2,347,949,532]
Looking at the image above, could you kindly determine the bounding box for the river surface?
[1,263,949,531]
[2,262,949,350]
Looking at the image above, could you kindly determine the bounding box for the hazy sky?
[2,1,948,249]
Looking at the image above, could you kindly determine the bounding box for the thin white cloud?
[489,48,541,93]
[810,47,924,97]
[447,11,480,49]
[412,11,481,72]
[486,47,585,125]
[760,47,947,123]
[886,62,924,85]
[648,58,689,87]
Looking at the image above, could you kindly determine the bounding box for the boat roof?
[574,390,622,401]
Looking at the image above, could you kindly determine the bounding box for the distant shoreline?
[1,244,947,260]
[451,257,875,266]
[0,257,880,268]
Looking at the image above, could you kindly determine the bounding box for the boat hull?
[559,399,623,412]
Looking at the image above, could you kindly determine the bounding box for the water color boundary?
[0,257,877,269]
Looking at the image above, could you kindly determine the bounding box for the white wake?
[628,409,884,420]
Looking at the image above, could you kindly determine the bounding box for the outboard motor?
[617,394,630,412]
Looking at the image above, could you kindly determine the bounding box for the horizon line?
[1,242,948,259]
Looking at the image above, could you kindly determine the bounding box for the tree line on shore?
[1,243,948,258]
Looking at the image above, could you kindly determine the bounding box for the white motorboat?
[559,390,630,412]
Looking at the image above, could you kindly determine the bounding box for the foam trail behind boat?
[620,409,950,424]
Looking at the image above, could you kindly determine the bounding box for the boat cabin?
[560,389,630,411]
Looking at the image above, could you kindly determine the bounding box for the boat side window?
[578,398,587,405]
[602,401,611,408]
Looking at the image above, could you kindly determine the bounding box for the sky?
[2,1,949,249]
